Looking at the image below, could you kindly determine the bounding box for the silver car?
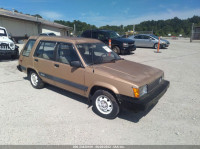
[128,34,170,49]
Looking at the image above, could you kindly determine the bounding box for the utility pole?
[73,24,76,36]
[133,24,135,35]
[190,23,194,42]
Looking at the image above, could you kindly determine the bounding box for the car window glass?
[82,31,91,37]
[143,35,150,39]
[22,39,36,57]
[34,41,56,60]
[0,29,7,37]
[77,43,120,65]
[135,35,142,39]
[92,31,98,39]
[57,43,80,65]
[97,32,106,40]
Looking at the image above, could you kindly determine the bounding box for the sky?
[1,0,200,27]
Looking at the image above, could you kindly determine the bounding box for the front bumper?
[0,50,16,56]
[118,80,170,111]
[161,43,170,48]
[123,45,136,52]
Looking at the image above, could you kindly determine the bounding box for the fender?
[87,81,119,97]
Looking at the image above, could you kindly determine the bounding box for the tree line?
[55,16,200,37]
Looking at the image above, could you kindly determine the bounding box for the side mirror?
[70,61,82,68]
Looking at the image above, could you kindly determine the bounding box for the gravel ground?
[0,39,200,145]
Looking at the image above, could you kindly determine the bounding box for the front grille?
[0,43,10,50]
[128,43,135,47]
[147,77,161,92]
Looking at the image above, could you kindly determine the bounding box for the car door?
[53,42,86,96]
[142,35,153,47]
[134,35,143,47]
[33,40,57,85]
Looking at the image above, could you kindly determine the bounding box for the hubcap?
[113,47,118,53]
[96,95,113,114]
[31,73,38,86]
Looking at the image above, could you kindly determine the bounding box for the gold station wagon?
[17,36,169,119]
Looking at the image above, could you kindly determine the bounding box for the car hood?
[93,60,163,87]
[161,39,170,44]
[112,37,134,43]
[0,36,13,43]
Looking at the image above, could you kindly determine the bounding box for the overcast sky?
[1,0,200,26]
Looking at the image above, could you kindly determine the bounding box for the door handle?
[34,59,38,62]
[54,64,59,67]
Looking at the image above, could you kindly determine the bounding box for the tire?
[154,43,158,49]
[29,71,44,89]
[92,90,120,119]
[112,46,120,54]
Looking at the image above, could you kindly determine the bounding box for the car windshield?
[0,29,7,37]
[150,34,159,39]
[76,43,121,65]
[107,31,120,39]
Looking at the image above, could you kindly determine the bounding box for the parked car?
[0,26,19,59]
[39,32,56,36]
[81,30,136,54]
[17,36,169,119]
[128,34,170,49]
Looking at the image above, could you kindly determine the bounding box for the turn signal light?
[133,88,140,98]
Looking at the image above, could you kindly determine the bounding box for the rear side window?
[34,41,56,61]
[22,39,36,57]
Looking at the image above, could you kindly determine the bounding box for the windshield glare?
[0,29,7,37]
[150,34,159,39]
[76,43,121,65]
[107,31,120,39]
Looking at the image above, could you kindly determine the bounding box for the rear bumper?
[17,65,26,72]
[118,80,170,111]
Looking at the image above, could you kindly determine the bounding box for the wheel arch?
[89,85,120,103]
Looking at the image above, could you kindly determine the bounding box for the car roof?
[29,36,102,44]
[135,34,152,36]
[0,26,6,30]
[84,29,113,33]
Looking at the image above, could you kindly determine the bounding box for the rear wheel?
[92,90,120,119]
[29,71,44,89]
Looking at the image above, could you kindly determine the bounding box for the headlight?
[140,85,147,97]
[123,43,129,47]
[10,43,15,48]
[133,85,147,98]
[159,74,164,83]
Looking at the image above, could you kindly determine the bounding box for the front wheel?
[112,46,120,54]
[154,43,158,49]
[92,90,120,119]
